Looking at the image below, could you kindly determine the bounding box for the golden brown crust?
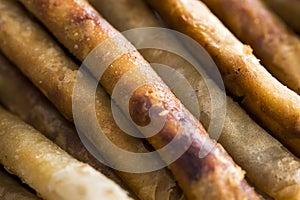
[0,0,76,121]
[0,1,182,200]
[220,98,300,199]
[89,0,160,30]
[0,52,133,195]
[21,0,116,62]
[131,85,259,199]
[146,0,300,158]
[0,108,132,200]
[19,0,259,199]
[202,0,300,94]
[16,0,300,198]
[142,41,300,198]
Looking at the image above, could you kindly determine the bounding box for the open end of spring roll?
[0,1,183,200]
[0,107,132,200]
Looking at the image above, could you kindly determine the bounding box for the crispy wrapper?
[89,0,160,30]
[88,0,300,198]
[0,167,40,200]
[196,82,300,200]
[262,0,300,33]
[0,107,132,200]
[18,0,260,199]
[0,1,182,200]
[0,53,133,195]
[146,0,300,159]
[201,0,300,94]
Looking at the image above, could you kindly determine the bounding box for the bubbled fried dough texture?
[202,0,300,94]
[0,1,182,200]
[146,0,300,157]
[20,0,259,199]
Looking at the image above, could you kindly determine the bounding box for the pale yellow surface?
[0,108,131,200]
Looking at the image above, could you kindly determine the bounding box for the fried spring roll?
[0,1,182,200]
[146,0,300,158]
[0,168,40,200]
[201,0,300,95]
[0,107,131,200]
[262,0,300,33]
[14,0,259,199]
[88,0,300,198]
[0,53,133,195]
[89,0,160,30]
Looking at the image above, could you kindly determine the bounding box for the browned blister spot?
[128,82,218,182]
[157,120,178,146]
[176,139,217,181]
[71,8,95,25]
[129,90,152,127]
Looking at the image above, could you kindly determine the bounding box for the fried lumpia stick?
[201,0,300,95]
[262,0,300,33]
[0,1,182,200]
[19,0,260,199]
[14,0,258,199]
[146,0,300,158]
[0,168,40,200]
[0,53,133,196]
[89,0,160,30]
[89,1,300,198]
[0,108,131,200]
[219,99,300,200]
